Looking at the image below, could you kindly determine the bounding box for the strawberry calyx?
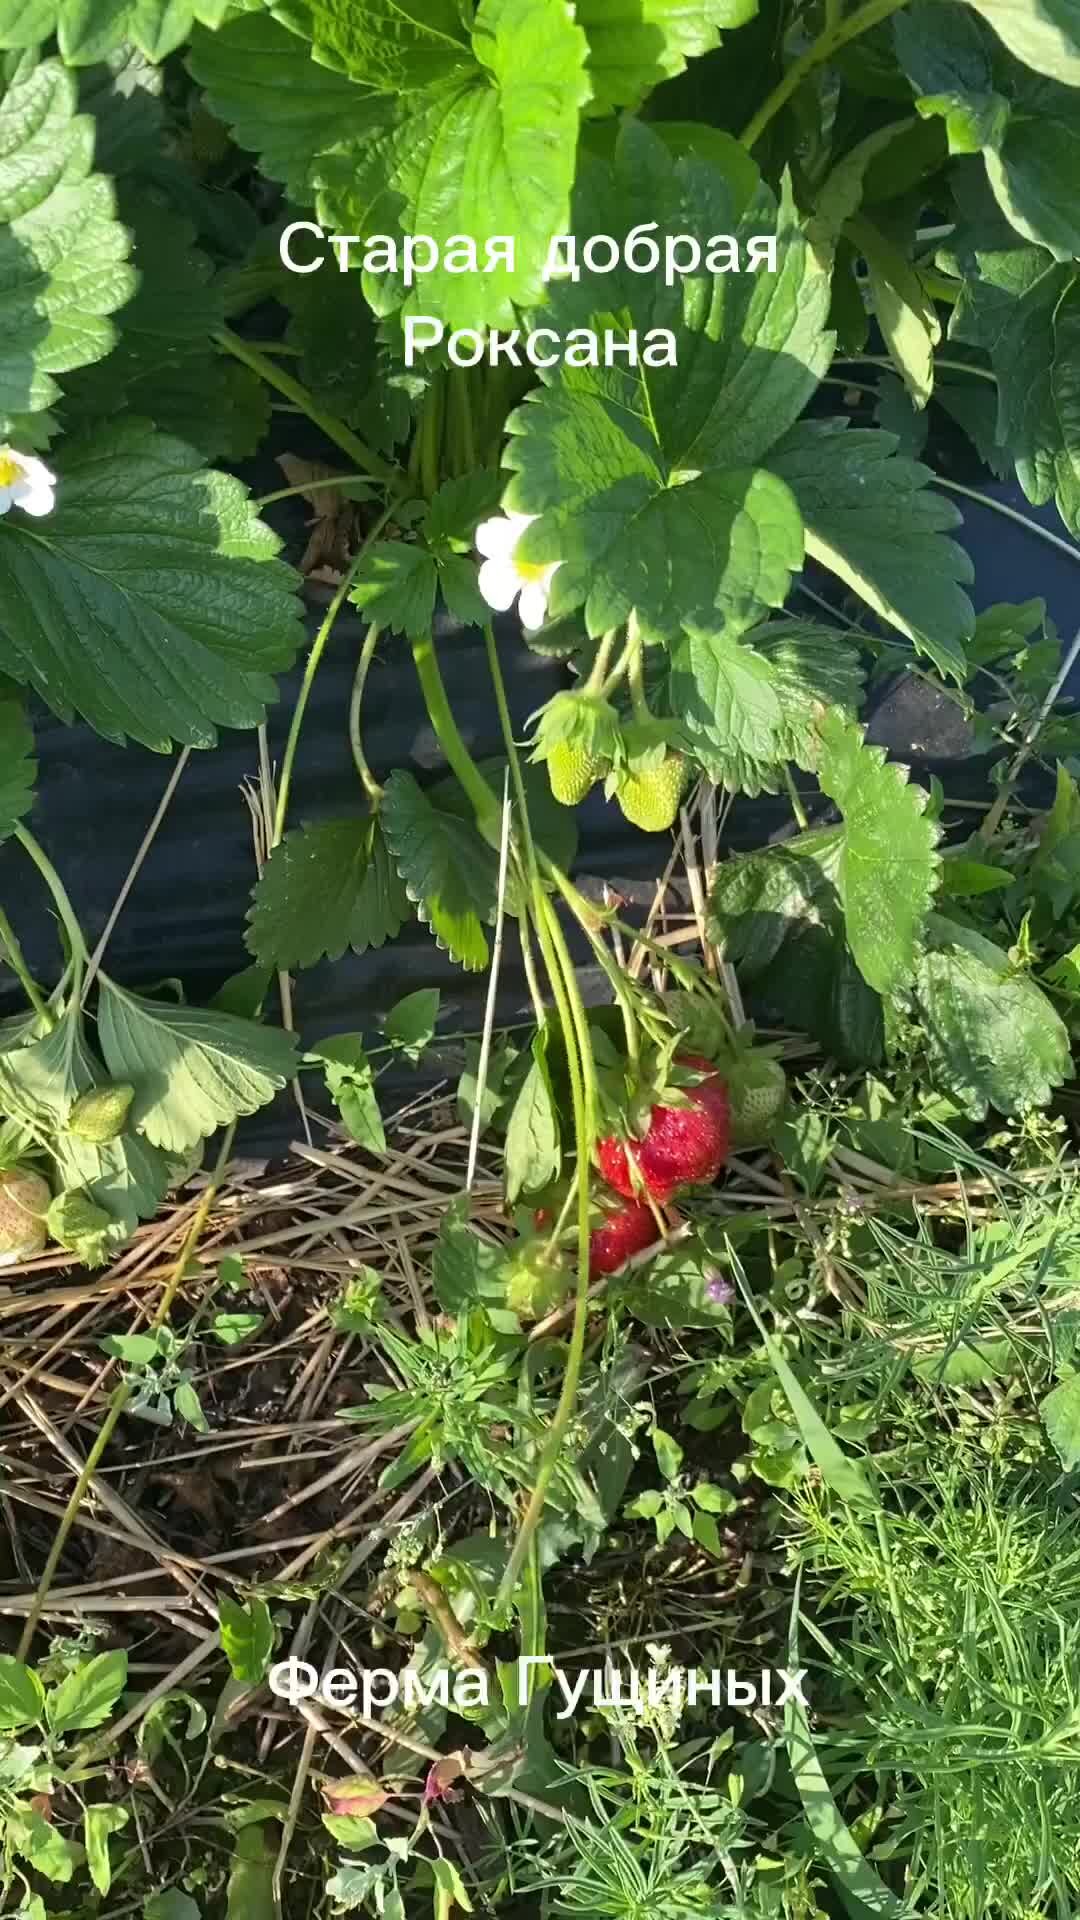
[528,691,621,806]
[595,1050,731,1203]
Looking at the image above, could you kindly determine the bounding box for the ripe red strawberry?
[589,1199,661,1276]
[597,1054,730,1203]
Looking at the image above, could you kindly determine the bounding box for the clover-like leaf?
[0,56,134,432]
[246,818,410,971]
[0,421,303,749]
[97,979,298,1153]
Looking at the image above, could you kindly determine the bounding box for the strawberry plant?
[0,1,1079,1916]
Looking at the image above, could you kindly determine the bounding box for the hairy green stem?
[583,629,620,698]
[410,630,500,830]
[500,890,596,1606]
[418,375,446,501]
[546,863,641,1071]
[783,764,810,831]
[17,1126,237,1657]
[14,826,88,989]
[626,615,650,722]
[740,0,912,148]
[478,625,598,1605]
[0,907,51,1027]
[835,352,994,384]
[254,473,379,510]
[349,622,385,806]
[274,504,396,847]
[600,629,637,699]
[214,329,399,487]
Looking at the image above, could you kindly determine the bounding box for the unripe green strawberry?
[727,1055,787,1147]
[68,1082,135,1143]
[616,754,686,832]
[502,1241,571,1321]
[0,1167,50,1267]
[546,740,605,806]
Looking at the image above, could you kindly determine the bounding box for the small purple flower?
[705,1271,734,1306]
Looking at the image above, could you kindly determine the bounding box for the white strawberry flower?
[0,446,56,518]
[475,510,559,631]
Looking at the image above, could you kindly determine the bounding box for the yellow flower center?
[0,453,23,488]
[515,557,548,584]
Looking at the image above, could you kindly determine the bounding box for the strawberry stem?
[583,628,620,697]
[349,621,385,807]
[13,825,89,993]
[481,624,599,1608]
[627,613,651,722]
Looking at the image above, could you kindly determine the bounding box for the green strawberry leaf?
[306,0,591,331]
[669,618,864,795]
[709,830,885,1066]
[914,913,1072,1115]
[0,0,227,64]
[269,0,472,92]
[350,543,439,640]
[815,710,941,995]
[897,5,1080,261]
[765,419,975,679]
[959,0,1080,88]
[505,1035,561,1203]
[505,121,830,642]
[0,421,303,749]
[381,769,496,971]
[187,13,365,201]
[944,211,1080,540]
[0,1007,172,1246]
[96,979,298,1153]
[0,56,135,431]
[246,818,410,970]
[575,0,755,112]
[0,688,35,843]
